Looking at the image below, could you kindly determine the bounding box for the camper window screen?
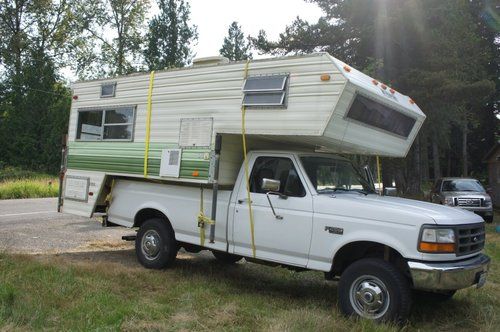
[346,95,416,138]
[242,74,288,107]
[76,107,135,141]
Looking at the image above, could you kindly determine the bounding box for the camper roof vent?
[192,56,230,67]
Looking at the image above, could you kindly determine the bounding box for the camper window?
[101,83,116,98]
[242,74,288,107]
[346,94,416,138]
[76,107,135,141]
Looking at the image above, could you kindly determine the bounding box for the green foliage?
[0,167,54,182]
[144,0,198,70]
[0,178,58,199]
[219,21,252,61]
[253,0,498,192]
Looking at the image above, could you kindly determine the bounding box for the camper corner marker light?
[343,65,351,72]
[390,88,396,94]
[381,84,387,90]
[372,79,379,85]
[320,74,331,81]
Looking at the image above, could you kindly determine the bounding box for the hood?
[313,193,483,226]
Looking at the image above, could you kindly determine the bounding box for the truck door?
[232,155,313,267]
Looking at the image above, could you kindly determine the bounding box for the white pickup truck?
[106,150,490,323]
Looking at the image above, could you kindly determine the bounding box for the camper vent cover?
[159,149,182,177]
[179,118,213,148]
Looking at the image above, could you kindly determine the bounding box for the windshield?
[442,179,485,192]
[300,156,375,194]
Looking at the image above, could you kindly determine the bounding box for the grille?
[456,198,481,207]
[456,223,485,256]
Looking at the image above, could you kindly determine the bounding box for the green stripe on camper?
[67,142,211,180]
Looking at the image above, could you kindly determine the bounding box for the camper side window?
[242,74,289,107]
[346,94,416,138]
[76,107,135,141]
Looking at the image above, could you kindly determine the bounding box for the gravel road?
[0,198,134,254]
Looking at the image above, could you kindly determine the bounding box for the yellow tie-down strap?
[197,187,215,246]
[143,70,155,177]
[197,211,215,246]
[240,60,256,258]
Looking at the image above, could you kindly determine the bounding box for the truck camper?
[60,53,489,323]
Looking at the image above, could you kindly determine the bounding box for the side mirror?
[383,187,397,197]
[261,178,280,192]
[261,178,284,220]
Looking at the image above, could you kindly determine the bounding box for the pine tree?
[220,21,252,61]
[144,0,198,70]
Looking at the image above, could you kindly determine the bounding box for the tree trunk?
[432,135,441,180]
[420,134,430,183]
[462,120,468,177]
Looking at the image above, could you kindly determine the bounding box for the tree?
[220,21,252,61]
[144,0,198,70]
[0,0,73,172]
[252,0,497,194]
[71,0,149,78]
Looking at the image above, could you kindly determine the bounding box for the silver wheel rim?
[141,229,161,261]
[349,275,390,319]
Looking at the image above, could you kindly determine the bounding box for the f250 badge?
[325,226,344,235]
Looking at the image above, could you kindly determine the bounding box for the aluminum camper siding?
[67,53,345,183]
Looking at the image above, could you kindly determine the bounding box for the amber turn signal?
[418,242,455,253]
[320,74,331,81]
[192,170,199,177]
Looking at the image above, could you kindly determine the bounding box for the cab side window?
[249,157,306,197]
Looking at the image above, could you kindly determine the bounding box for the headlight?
[484,198,492,207]
[418,226,456,253]
[443,197,455,206]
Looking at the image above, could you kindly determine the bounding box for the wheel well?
[134,208,169,228]
[329,241,409,279]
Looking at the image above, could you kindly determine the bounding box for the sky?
[154,0,323,58]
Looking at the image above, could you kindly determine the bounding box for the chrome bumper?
[408,254,490,291]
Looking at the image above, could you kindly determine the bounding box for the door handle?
[238,198,252,204]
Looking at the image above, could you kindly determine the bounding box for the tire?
[484,215,493,223]
[338,258,412,324]
[212,250,242,264]
[135,218,177,269]
[414,290,456,302]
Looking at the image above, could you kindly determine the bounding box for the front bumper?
[408,254,490,291]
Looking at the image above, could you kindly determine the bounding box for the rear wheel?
[135,218,177,269]
[338,258,412,324]
[212,250,242,264]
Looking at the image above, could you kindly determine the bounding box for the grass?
[0,178,58,199]
[0,166,58,199]
[0,224,498,331]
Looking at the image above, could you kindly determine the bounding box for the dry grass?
[0,226,498,331]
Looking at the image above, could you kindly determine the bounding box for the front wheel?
[338,258,412,324]
[484,215,493,223]
[135,218,177,269]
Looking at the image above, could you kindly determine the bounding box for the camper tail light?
[418,226,456,253]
